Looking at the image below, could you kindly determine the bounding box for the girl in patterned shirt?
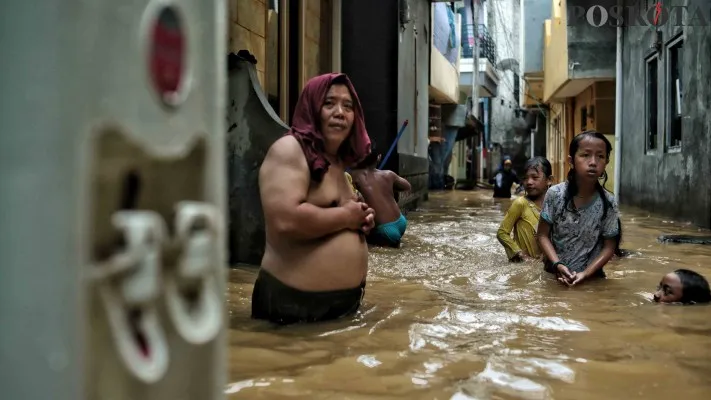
[537,131,620,286]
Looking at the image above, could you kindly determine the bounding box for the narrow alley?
[226,191,711,400]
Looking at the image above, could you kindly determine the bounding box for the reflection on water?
[226,191,711,399]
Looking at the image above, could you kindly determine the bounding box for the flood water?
[226,190,711,399]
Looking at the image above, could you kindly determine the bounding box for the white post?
[613,10,622,203]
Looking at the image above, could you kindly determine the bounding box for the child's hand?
[570,270,589,286]
[556,264,576,285]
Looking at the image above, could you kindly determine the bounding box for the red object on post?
[150,8,185,105]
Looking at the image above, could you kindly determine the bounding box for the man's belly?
[262,230,369,291]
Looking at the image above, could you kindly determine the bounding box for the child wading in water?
[497,157,553,262]
[350,148,412,248]
[654,269,711,304]
[537,130,621,286]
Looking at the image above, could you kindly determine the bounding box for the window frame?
[665,33,684,152]
[644,52,659,154]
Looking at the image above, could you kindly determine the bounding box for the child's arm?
[536,221,558,263]
[537,188,576,283]
[497,200,525,261]
[537,221,574,283]
[391,172,412,192]
[572,198,621,285]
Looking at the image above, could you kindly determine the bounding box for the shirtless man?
[252,73,375,325]
[350,150,411,248]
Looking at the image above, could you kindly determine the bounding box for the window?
[645,55,658,151]
[513,73,520,105]
[666,36,683,149]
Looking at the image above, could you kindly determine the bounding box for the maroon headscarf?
[286,73,371,182]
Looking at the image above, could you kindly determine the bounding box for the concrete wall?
[566,0,616,81]
[543,2,568,101]
[619,0,711,228]
[226,60,289,266]
[430,3,461,103]
[229,0,267,87]
[523,0,552,74]
[397,0,430,161]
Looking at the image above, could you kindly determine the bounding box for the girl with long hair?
[537,131,621,286]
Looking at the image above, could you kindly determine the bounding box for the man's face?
[320,84,354,148]
[504,160,512,171]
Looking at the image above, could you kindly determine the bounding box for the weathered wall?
[396,0,430,206]
[303,0,331,84]
[430,3,461,103]
[226,60,289,266]
[523,0,552,74]
[397,0,430,160]
[619,0,711,228]
[543,2,567,101]
[567,0,616,80]
[229,0,267,87]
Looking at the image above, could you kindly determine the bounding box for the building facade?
[539,0,617,189]
[618,0,711,228]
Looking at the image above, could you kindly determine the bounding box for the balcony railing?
[461,24,497,66]
[478,24,497,66]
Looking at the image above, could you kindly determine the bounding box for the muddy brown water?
[225,191,711,399]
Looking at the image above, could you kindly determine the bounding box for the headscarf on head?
[286,73,371,182]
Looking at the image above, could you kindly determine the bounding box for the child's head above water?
[522,156,553,200]
[567,130,612,184]
[654,269,711,304]
[565,130,614,218]
[355,142,381,169]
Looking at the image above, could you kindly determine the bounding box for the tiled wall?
[229,0,267,87]
[303,0,330,85]
[228,0,332,101]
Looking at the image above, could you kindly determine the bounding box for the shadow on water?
[226,191,711,399]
